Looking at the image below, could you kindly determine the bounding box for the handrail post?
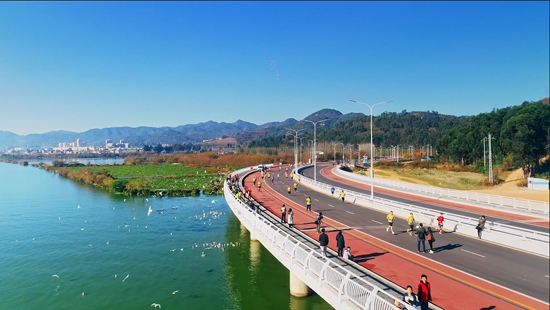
[304,251,313,275]
[339,272,351,302]
[319,259,331,285]
[364,287,378,310]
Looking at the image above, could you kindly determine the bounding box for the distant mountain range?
[0,109,364,149]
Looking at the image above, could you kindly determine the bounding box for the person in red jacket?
[417,274,432,310]
[436,213,444,234]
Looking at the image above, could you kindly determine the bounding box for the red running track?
[244,170,547,310]
[321,166,549,228]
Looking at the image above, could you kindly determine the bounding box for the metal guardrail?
[294,165,549,257]
[225,166,417,310]
[334,165,549,214]
[296,165,549,243]
[325,166,549,242]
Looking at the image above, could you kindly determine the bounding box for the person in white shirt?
[343,247,354,261]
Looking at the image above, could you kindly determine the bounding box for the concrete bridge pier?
[290,271,313,297]
[240,221,258,241]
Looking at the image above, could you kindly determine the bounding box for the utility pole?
[396,145,400,163]
[488,133,494,183]
[482,137,487,171]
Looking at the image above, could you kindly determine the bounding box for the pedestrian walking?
[340,190,346,203]
[271,176,274,184]
[281,204,286,223]
[386,211,396,235]
[336,231,345,257]
[331,187,335,197]
[407,213,415,236]
[277,173,280,180]
[416,223,427,253]
[288,208,294,228]
[293,182,298,192]
[426,227,435,253]
[319,228,329,258]
[253,177,256,186]
[436,213,444,234]
[287,186,292,195]
[476,215,486,239]
[298,175,301,183]
[417,274,432,310]
[306,196,312,212]
[316,212,324,233]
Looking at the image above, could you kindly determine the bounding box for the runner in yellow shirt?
[306,196,312,212]
[406,213,415,236]
[387,211,396,235]
[293,182,298,193]
[287,186,292,195]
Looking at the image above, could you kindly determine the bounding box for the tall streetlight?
[298,136,307,165]
[350,99,392,199]
[334,142,344,163]
[286,128,305,169]
[303,119,328,181]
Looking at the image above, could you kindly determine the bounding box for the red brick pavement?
[243,170,547,310]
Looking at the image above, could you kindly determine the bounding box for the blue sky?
[0,1,548,135]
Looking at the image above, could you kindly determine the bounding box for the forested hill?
[249,110,468,147]
[248,99,549,175]
[437,100,549,175]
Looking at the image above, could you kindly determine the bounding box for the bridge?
[224,163,549,310]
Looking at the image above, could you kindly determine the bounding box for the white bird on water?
[172,290,179,294]
[201,252,205,257]
[146,199,149,202]
[148,206,152,216]
[122,274,130,282]
[124,199,126,202]
[82,292,85,296]
[51,275,59,278]
[151,303,161,308]
[77,205,81,209]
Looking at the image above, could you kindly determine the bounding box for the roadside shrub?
[516,178,528,187]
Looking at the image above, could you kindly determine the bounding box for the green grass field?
[147,176,217,190]
[66,164,216,178]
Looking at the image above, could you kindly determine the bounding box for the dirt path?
[471,168,549,202]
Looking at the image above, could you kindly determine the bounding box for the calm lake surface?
[0,163,332,310]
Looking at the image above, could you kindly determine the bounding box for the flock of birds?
[43,197,232,308]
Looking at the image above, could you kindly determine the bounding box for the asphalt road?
[303,165,549,232]
[265,167,550,303]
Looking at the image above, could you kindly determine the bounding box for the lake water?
[0,163,332,310]
[22,158,126,165]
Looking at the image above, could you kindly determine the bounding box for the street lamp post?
[298,136,307,165]
[350,99,392,199]
[303,119,328,181]
[334,142,344,164]
[286,128,305,170]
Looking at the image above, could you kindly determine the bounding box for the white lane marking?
[346,211,354,215]
[314,199,319,201]
[371,220,383,224]
[328,204,335,208]
[460,249,485,258]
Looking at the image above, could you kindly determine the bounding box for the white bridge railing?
[334,165,549,214]
[295,165,549,257]
[225,166,417,310]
